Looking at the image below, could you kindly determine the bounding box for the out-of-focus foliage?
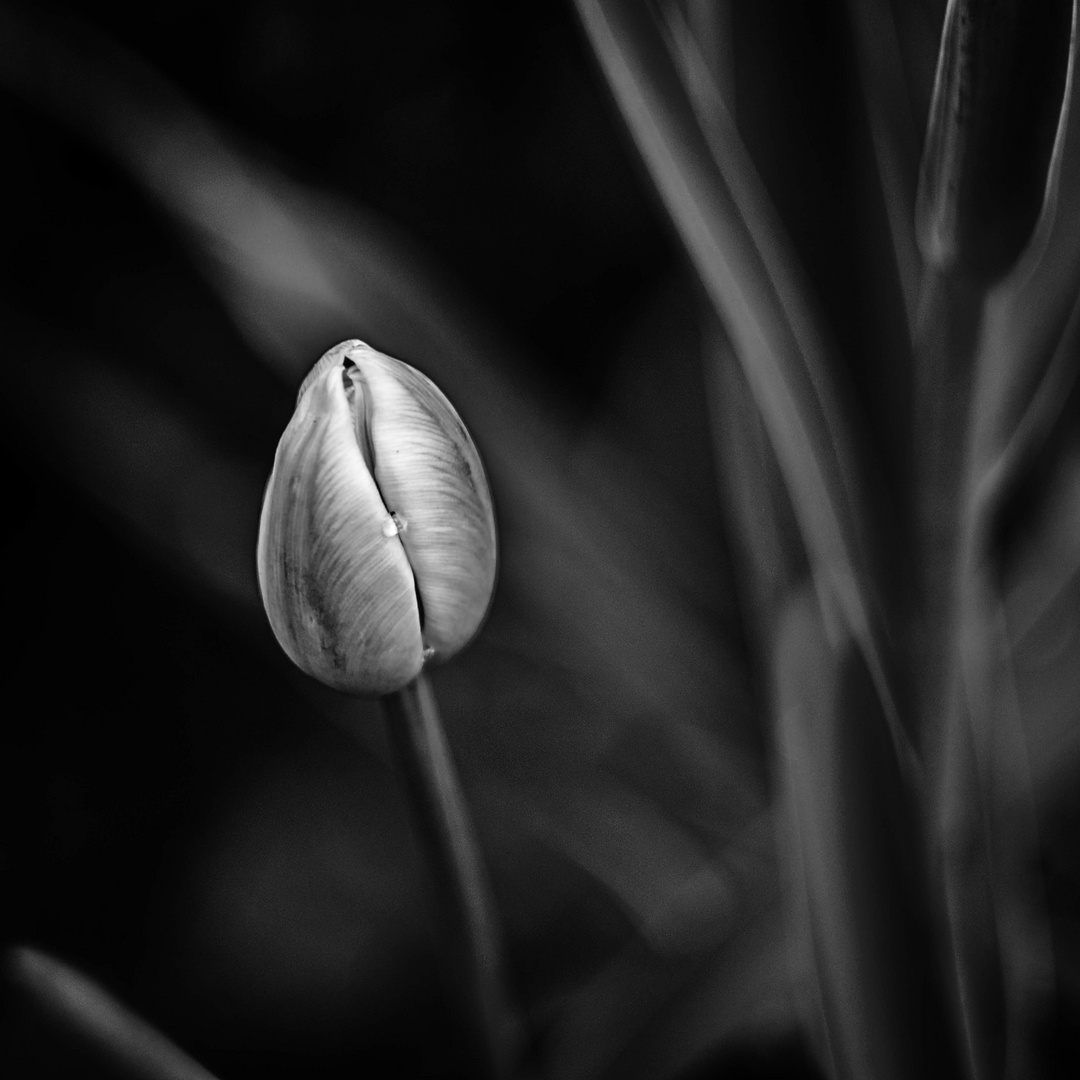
[574,2,1080,1080]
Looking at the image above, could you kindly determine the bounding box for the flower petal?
[257,360,423,694]
[345,344,497,659]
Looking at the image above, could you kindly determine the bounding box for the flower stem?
[914,269,1017,1080]
[382,673,520,1080]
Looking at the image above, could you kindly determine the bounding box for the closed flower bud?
[915,0,1074,282]
[257,340,497,695]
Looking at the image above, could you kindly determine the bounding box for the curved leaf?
[572,0,915,773]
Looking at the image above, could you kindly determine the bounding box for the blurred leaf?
[915,0,1074,283]
[842,0,923,324]
[971,278,1080,552]
[958,580,1058,1080]
[932,15,1080,1064]
[967,7,1080,504]
[535,821,786,1080]
[572,0,914,772]
[773,585,959,1080]
[3,947,219,1080]
[523,776,744,958]
[604,914,792,1080]
[681,0,735,101]
[936,697,1008,1080]
[1004,431,1080,797]
[704,326,807,646]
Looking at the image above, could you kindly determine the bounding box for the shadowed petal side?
[257,363,423,694]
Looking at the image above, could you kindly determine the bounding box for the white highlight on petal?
[344,344,497,656]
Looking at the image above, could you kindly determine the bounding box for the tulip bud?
[257,340,497,695]
[915,0,1074,283]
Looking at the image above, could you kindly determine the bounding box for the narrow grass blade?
[774,586,960,1080]
[678,0,735,106]
[959,389,1080,1080]
[1003,431,1080,695]
[573,0,914,771]
[967,4,1080,520]
[708,314,958,1080]
[939,575,1056,1080]
[843,0,924,324]
[915,0,1074,283]
[925,17,1080,1078]
[5,946,219,1080]
[960,582,1058,1080]
[937,693,1007,1080]
[970,281,1080,558]
[703,328,807,648]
